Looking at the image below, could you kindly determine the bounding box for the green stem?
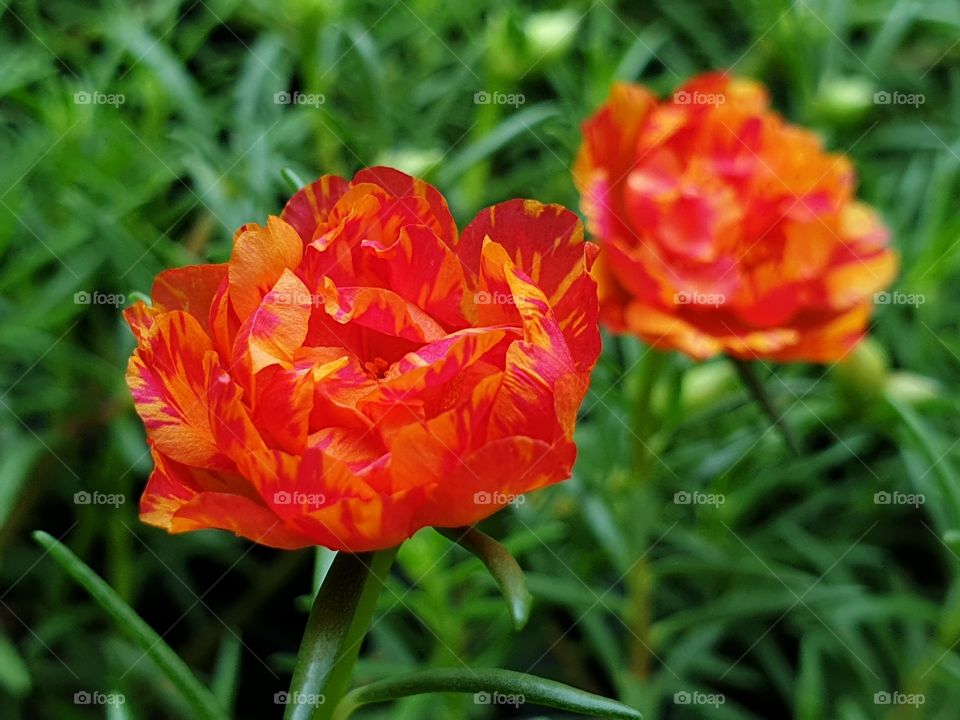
[625,347,664,678]
[630,347,665,481]
[284,548,397,720]
[732,358,801,455]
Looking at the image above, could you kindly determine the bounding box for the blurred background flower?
[575,72,898,362]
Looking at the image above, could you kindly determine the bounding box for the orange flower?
[574,72,897,362]
[125,167,600,551]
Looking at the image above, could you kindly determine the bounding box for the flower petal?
[151,264,228,333]
[460,200,600,373]
[229,216,303,319]
[353,166,457,245]
[281,174,350,242]
[231,269,312,389]
[141,447,311,549]
[361,224,470,329]
[127,311,230,469]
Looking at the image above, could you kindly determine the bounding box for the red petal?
[126,312,230,469]
[281,174,350,242]
[353,166,457,245]
[318,277,447,345]
[360,224,470,329]
[123,301,156,342]
[460,200,600,373]
[151,264,227,333]
[141,447,311,549]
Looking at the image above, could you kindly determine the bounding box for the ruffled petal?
[231,269,312,390]
[127,312,230,469]
[281,174,350,243]
[461,199,600,372]
[353,166,457,246]
[228,216,303,319]
[360,224,470,329]
[141,448,311,549]
[151,264,228,333]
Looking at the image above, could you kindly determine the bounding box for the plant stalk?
[732,358,801,455]
[284,548,397,720]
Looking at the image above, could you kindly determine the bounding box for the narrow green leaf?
[32,531,227,720]
[282,168,307,193]
[331,667,642,720]
[312,546,337,597]
[0,434,42,531]
[106,690,134,720]
[439,526,532,630]
[211,631,242,711]
[0,631,31,696]
[434,104,558,185]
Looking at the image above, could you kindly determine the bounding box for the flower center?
[363,356,391,379]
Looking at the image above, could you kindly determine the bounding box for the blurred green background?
[2,0,959,717]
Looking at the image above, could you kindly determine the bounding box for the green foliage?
[1,0,959,718]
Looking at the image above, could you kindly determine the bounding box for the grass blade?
[32,531,227,720]
[330,667,642,720]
